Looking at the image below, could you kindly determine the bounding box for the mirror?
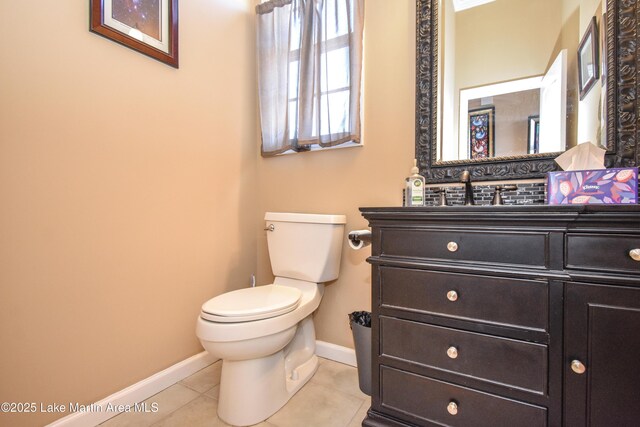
[416,0,640,182]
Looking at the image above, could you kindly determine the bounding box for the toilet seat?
[201,285,302,323]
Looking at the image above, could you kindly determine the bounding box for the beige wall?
[256,0,416,349]
[440,0,459,159]
[1,1,416,424]
[554,0,580,148]
[0,1,256,426]
[455,0,562,90]
[577,0,604,147]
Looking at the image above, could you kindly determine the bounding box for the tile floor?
[99,357,370,427]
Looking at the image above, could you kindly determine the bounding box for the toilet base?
[216,316,319,426]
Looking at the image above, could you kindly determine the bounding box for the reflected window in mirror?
[528,115,541,154]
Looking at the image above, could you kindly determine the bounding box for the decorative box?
[547,167,638,205]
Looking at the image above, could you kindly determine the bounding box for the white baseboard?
[46,352,217,427]
[315,340,357,367]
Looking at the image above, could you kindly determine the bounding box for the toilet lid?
[200,285,302,323]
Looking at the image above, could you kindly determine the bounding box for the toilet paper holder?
[348,230,372,250]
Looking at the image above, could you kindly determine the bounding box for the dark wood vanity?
[360,205,640,427]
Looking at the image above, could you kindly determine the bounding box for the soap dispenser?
[404,159,426,207]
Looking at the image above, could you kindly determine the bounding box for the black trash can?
[349,311,371,396]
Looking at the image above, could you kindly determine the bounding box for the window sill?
[272,141,363,157]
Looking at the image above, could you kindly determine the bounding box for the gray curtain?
[256,0,364,156]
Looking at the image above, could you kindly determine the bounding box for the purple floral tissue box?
[547,167,638,205]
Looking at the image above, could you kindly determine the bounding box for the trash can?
[349,311,371,396]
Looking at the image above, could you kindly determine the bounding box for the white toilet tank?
[265,212,346,283]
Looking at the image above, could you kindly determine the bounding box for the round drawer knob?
[447,401,458,415]
[571,359,586,375]
[630,248,640,262]
[447,241,459,252]
[447,346,459,359]
[446,290,458,302]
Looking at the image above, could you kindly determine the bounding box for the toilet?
[196,212,346,426]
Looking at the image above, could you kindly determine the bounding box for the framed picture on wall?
[468,106,495,159]
[90,0,179,68]
[528,115,540,154]
[578,17,599,100]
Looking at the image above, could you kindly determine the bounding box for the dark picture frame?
[578,17,599,100]
[90,0,179,68]
[528,115,540,154]
[468,106,495,159]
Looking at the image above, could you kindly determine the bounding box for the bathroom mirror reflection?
[437,0,606,162]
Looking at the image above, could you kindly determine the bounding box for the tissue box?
[547,167,638,205]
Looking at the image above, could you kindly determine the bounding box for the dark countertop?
[359,204,640,226]
[360,204,640,213]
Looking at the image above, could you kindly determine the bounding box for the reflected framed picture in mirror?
[468,107,495,159]
[578,17,599,100]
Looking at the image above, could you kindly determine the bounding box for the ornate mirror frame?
[416,0,640,183]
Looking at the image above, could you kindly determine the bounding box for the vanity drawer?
[566,233,640,274]
[380,267,549,331]
[380,228,548,268]
[380,317,548,394]
[380,366,547,427]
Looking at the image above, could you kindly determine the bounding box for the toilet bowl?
[196,212,345,426]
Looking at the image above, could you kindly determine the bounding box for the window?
[256,0,364,156]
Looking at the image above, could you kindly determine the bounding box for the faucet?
[460,170,474,206]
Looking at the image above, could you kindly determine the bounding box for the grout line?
[344,399,370,427]
[145,388,202,427]
[103,383,202,427]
